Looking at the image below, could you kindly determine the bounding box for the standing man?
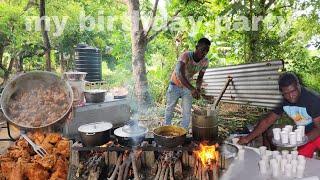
[164,38,211,129]
[238,72,320,158]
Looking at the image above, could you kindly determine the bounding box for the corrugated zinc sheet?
[203,60,284,108]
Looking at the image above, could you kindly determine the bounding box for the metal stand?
[0,121,16,141]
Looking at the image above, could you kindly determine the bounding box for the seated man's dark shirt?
[272,87,320,133]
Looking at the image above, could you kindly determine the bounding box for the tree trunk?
[40,0,51,71]
[60,52,67,72]
[127,0,153,111]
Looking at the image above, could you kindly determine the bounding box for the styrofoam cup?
[259,146,267,156]
[281,131,289,144]
[285,125,293,132]
[285,164,292,177]
[296,164,305,178]
[291,150,298,160]
[259,160,267,174]
[273,128,281,141]
[289,132,297,145]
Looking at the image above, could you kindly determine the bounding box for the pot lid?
[114,122,147,138]
[78,122,113,133]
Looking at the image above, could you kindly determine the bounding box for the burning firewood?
[123,156,132,180]
[159,162,167,180]
[108,154,123,180]
[169,163,174,180]
[151,160,158,176]
[174,159,183,180]
[131,151,141,180]
[154,160,162,180]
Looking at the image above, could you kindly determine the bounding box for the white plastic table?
[220,146,320,180]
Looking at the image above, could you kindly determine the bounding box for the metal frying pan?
[0,71,73,129]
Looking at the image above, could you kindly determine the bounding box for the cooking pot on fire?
[114,120,148,146]
[153,125,187,148]
[78,121,113,147]
[192,113,218,141]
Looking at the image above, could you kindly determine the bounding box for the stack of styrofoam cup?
[273,125,306,145]
[273,128,281,141]
[270,158,279,177]
[259,160,267,174]
[257,147,307,178]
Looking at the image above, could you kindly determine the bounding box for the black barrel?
[75,44,102,82]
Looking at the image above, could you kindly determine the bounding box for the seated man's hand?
[238,136,251,145]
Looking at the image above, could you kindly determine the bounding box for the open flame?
[194,142,219,166]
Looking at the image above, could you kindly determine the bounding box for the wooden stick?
[159,163,167,180]
[151,160,158,176]
[197,160,202,180]
[174,159,183,180]
[169,163,174,180]
[108,154,123,180]
[131,153,140,180]
[107,165,116,178]
[154,161,162,180]
[117,162,126,180]
[164,166,169,180]
[123,156,132,180]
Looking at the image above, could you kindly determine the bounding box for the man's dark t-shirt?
[272,87,320,132]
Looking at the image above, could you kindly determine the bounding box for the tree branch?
[147,9,181,43]
[145,0,159,37]
[265,0,275,10]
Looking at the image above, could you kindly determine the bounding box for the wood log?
[151,160,158,176]
[189,154,195,168]
[193,159,198,178]
[182,151,189,167]
[197,161,202,180]
[144,151,155,168]
[159,163,167,180]
[154,161,162,180]
[117,162,126,180]
[131,153,141,180]
[201,165,208,180]
[174,159,183,180]
[88,167,101,180]
[109,151,118,165]
[104,151,109,166]
[107,165,116,178]
[211,164,219,180]
[164,166,169,180]
[169,163,174,180]
[70,149,79,167]
[123,157,131,180]
[108,154,123,180]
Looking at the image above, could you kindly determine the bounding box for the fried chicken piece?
[8,162,23,180]
[0,161,15,179]
[24,163,50,180]
[43,133,62,144]
[55,139,70,158]
[8,149,30,159]
[49,167,67,180]
[16,139,29,149]
[33,154,57,169]
[29,131,45,145]
[41,141,54,154]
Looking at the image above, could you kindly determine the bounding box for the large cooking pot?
[153,125,187,148]
[78,122,113,147]
[114,121,147,146]
[0,71,73,129]
[84,89,106,103]
[192,113,218,141]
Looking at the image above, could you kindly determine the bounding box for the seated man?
[238,72,320,158]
